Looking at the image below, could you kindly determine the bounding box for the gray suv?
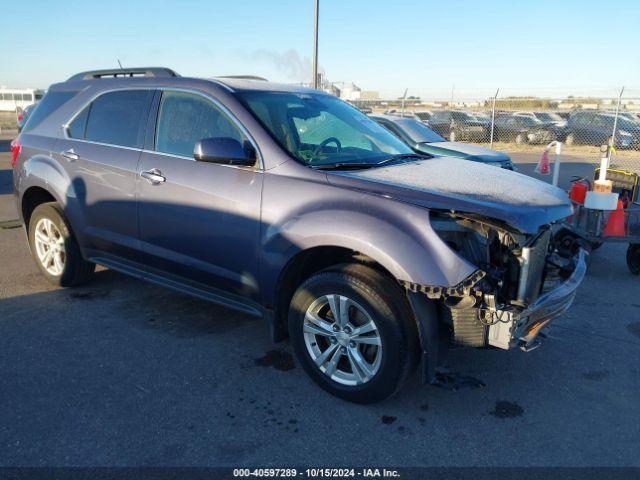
[12,68,586,403]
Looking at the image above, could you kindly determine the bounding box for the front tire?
[28,202,95,287]
[288,264,418,404]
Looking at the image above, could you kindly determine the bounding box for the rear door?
[57,89,154,260]
[136,89,263,302]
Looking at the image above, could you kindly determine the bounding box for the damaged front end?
[403,211,587,354]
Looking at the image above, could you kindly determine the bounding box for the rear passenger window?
[155,91,244,158]
[84,90,151,148]
[21,91,77,133]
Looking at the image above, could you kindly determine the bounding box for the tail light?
[10,138,21,168]
[17,112,23,121]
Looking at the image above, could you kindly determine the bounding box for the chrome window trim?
[62,85,264,171]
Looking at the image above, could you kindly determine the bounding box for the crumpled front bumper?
[488,249,587,350]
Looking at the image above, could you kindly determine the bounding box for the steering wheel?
[313,137,342,158]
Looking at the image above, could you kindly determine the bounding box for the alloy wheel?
[303,294,382,386]
[34,218,65,276]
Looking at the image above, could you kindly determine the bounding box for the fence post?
[610,86,625,159]
[552,141,562,187]
[489,88,499,149]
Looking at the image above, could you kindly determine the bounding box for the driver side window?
[155,91,244,158]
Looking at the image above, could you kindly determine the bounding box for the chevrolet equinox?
[12,67,586,403]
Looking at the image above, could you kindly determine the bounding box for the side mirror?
[193,137,256,167]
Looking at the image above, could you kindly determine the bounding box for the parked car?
[414,110,432,123]
[565,111,640,149]
[17,103,37,132]
[616,112,640,124]
[513,111,567,128]
[12,67,586,403]
[383,109,418,119]
[371,114,514,170]
[493,114,560,144]
[427,110,490,142]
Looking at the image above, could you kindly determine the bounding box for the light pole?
[312,0,319,89]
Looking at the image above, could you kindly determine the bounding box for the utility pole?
[312,0,320,89]
[490,88,499,149]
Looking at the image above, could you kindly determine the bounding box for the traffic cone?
[604,201,625,236]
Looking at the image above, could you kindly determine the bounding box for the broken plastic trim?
[399,269,486,299]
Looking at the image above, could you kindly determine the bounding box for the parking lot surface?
[1,136,639,467]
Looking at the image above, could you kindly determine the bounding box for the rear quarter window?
[21,91,77,133]
[67,106,90,139]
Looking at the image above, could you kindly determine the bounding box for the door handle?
[141,168,166,185]
[61,149,79,161]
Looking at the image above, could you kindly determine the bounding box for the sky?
[1,0,639,99]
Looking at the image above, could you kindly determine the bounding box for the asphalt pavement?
[1,139,639,469]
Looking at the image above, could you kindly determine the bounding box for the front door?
[136,90,263,302]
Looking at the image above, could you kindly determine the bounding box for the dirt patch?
[490,401,524,419]
[254,350,296,371]
[381,415,397,425]
[627,322,640,339]
[582,370,609,381]
[68,291,110,300]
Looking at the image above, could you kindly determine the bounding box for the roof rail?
[216,75,268,81]
[68,67,179,81]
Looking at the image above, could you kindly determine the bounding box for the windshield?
[519,116,542,127]
[616,118,639,130]
[535,112,562,122]
[395,118,446,143]
[619,113,639,123]
[237,91,413,166]
[452,112,475,121]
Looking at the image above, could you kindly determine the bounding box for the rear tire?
[28,202,95,287]
[288,264,418,404]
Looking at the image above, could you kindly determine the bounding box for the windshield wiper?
[378,153,429,164]
[311,154,429,171]
[311,162,381,170]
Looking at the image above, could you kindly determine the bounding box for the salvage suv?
[12,68,587,403]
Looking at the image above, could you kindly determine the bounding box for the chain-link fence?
[340,85,640,175]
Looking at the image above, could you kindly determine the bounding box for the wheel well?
[21,187,56,228]
[273,246,396,338]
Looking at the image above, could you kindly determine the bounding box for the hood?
[418,141,511,164]
[326,158,572,234]
[458,120,488,127]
